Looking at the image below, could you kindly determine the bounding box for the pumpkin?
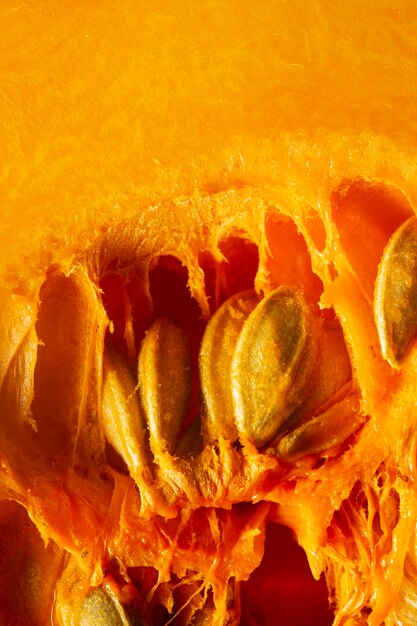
[1,2,417,625]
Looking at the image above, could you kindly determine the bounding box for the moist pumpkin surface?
[1,2,417,625]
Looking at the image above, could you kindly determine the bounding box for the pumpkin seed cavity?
[375,215,417,368]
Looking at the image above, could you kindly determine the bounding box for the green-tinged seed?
[199,290,260,441]
[138,317,192,455]
[231,286,316,447]
[375,215,417,368]
[276,394,363,461]
[80,588,123,626]
[80,588,143,626]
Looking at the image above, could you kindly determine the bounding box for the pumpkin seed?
[290,318,352,423]
[231,286,317,447]
[375,215,417,368]
[199,290,260,441]
[276,393,363,461]
[0,292,34,389]
[102,350,151,477]
[80,588,145,626]
[0,326,38,434]
[138,317,192,456]
[80,588,124,626]
[31,270,99,461]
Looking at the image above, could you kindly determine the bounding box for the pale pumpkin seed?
[231,286,317,447]
[103,350,177,516]
[80,588,125,626]
[375,215,417,368]
[276,393,363,461]
[138,317,192,455]
[102,350,150,477]
[80,588,145,626]
[199,290,260,441]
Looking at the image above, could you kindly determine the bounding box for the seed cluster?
[101,282,359,513]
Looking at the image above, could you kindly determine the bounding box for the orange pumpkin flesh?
[2,2,417,625]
